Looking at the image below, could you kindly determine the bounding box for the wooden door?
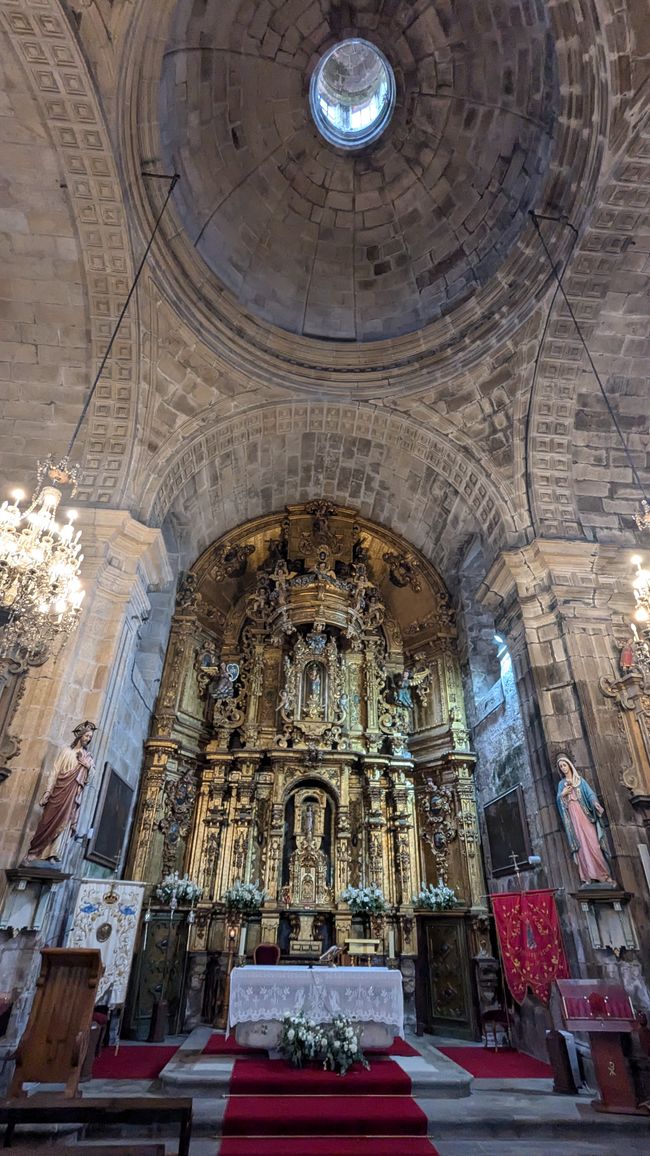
[417,914,478,1040]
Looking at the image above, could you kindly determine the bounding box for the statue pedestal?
[2,866,71,934]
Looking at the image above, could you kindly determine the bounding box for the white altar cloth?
[228,965,404,1038]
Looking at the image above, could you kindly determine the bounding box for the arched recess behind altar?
[126,502,488,1029]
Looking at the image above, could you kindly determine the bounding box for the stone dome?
[161,0,557,343]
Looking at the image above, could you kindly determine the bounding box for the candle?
[239,922,247,956]
[388,926,395,958]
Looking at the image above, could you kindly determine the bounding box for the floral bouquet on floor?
[155,872,202,906]
[321,1016,368,1076]
[279,1012,368,1076]
[339,884,390,915]
[413,881,458,910]
[222,879,268,914]
[279,1012,328,1069]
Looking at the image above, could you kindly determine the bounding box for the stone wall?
[0,513,173,1085]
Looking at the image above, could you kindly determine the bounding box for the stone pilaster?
[480,540,650,1003]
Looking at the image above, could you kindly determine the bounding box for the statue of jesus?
[23,721,97,864]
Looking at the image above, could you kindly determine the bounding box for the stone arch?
[141,402,520,588]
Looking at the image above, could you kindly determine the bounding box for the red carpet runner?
[220,1055,439,1156]
[437,1046,552,1079]
[92,1044,178,1080]
[204,1033,258,1056]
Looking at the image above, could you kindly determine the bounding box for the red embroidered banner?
[490,889,570,1005]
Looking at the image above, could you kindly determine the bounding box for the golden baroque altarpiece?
[128,503,487,968]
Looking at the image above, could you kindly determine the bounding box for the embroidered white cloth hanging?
[228,965,404,1036]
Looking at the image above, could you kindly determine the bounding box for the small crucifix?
[510,851,523,889]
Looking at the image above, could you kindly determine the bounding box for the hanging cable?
[529,210,650,509]
[66,171,180,458]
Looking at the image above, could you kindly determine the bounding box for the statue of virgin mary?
[555,755,615,886]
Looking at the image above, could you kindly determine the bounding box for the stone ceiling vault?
[0,0,648,564]
[123,0,606,395]
[161,0,556,343]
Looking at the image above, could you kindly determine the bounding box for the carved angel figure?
[208,662,238,701]
[395,670,414,708]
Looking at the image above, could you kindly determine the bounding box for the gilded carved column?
[449,756,485,908]
[389,767,418,907]
[187,762,228,902]
[363,761,389,893]
[128,739,179,881]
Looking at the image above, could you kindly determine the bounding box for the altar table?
[228,965,404,1050]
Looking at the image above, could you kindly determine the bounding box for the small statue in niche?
[619,637,636,674]
[197,645,220,695]
[24,721,97,864]
[208,662,239,701]
[303,802,315,838]
[304,662,324,719]
[395,670,414,709]
[555,755,616,886]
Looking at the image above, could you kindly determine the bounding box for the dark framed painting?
[86,764,134,869]
[483,785,532,877]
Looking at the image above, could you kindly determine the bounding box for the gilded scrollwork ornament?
[383,550,422,592]
[159,771,198,877]
[211,542,255,582]
[418,779,458,882]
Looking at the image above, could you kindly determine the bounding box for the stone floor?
[5,1031,650,1154]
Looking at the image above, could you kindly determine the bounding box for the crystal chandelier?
[0,457,85,662]
[635,501,650,533]
[0,171,179,664]
[631,555,650,625]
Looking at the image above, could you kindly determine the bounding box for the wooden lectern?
[10,948,103,1098]
[556,978,648,1115]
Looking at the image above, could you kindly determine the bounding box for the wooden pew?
[0,1094,192,1155]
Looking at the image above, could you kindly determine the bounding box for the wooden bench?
[0,1095,192,1156]
[7,1147,165,1156]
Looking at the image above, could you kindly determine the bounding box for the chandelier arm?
[529,209,650,508]
[66,171,180,459]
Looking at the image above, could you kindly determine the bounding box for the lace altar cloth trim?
[228,965,404,1037]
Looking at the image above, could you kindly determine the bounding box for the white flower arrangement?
[340,884,390,915]
[321,1016,367,1076]
[279,1012,368,1076]
[413,881,458,910]
[222,879,268,913]
[155,872,202,906]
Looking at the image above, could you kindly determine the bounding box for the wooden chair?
[253,943,280,965]
[9,948,103,1098]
